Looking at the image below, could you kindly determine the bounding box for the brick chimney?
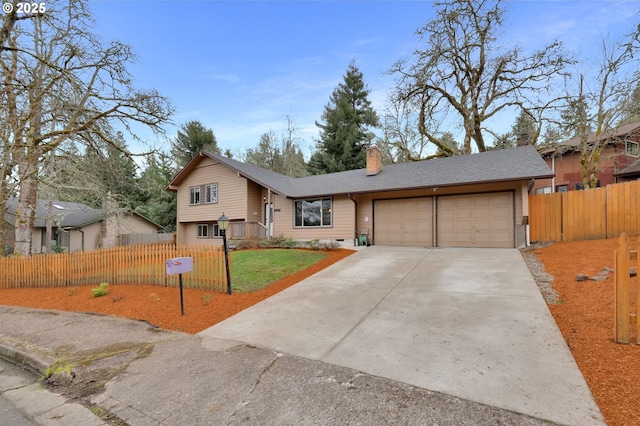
[366,145,382,176]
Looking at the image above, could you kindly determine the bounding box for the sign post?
[165,257,194,316]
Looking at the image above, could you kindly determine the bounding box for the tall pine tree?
[171,120,220,169]
[308,61,379,174]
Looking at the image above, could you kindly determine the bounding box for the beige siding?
[82,222,103,251]
[272,195,355,241]
[246,182,263,223]
[118,214,159,234]
[176,157,249,224]
[182,223,223,247]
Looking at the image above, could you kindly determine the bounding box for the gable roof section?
[615,158,640,177]
[168,145,553,199]
[540,121,640,156]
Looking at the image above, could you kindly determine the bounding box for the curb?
[0,343,50,376]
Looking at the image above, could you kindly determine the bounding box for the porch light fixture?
[217,213,232,295]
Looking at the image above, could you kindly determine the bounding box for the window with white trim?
[190,186,200,205]
[205,183,218,203]
[626,140,639,157]
[535,187,552,194]
[294,198,332,227]
[197,224,208,238]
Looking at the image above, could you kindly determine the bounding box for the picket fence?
[529,180,640,242]
[0,244,229,292]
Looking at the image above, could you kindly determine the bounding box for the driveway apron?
[199,246,604,426]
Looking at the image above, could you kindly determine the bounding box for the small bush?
[321,240,342,251]
[305,239,322,250]
[201,293,212,306]
[231,239,262,250]
[260,235,300,249]
[51,244,65,254]
[91,282,109,298]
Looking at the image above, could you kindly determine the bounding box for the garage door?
[374,198,432,246]
[437,192,514,248]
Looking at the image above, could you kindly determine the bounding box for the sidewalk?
[1,305,561,426]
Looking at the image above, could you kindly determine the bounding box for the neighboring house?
[615,157,640,182]
[3,198,163,254]
[532,121,640,193]
[167,145,553,249]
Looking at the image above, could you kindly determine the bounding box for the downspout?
[348,194,358,247]
[552,155,556,192]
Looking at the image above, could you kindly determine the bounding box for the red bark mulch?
[532,236,640,426]
[0,249,354,335]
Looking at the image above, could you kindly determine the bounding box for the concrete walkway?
[199,247,604,426]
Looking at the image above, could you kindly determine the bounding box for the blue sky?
[91,0,639,158]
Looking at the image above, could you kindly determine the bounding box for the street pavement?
[0,247,605,425]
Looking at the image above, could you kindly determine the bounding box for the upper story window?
[190,186,200,205]
[189,183,218,205]
[205,184,218,203]
[294,198,332,227]
[626,140,639,157]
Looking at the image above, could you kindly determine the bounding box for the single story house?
[531,121,640,193]
[167,145,553,249]
[3,198,163,254]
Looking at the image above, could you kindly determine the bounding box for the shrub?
[91,282,109,297]
[260,235,300,249]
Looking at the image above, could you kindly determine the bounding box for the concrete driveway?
[199,247,604,426]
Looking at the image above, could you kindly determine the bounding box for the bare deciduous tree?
[391,0,570,155]
[0,0,173,255]
[572,26,640,189]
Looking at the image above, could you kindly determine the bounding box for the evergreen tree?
[171,120,220,168]
[309,61,379,174]
[136,152,177,231]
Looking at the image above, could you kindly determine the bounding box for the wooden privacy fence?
[529,180,640,242]
[614,233,638,344]
[0,244,229,292]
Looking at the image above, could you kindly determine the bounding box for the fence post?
[614,233,631,343]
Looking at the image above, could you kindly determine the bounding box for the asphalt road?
[0,357,38,426]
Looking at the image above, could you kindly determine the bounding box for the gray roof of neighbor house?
[3,198,162,230]
[539,121,640,156]
[169,145,554,199]
[4,198,102,228]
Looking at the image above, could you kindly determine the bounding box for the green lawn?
[230,249,328,293]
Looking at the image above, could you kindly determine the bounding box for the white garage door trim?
[436,191,514,248]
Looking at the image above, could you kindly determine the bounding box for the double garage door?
[374,192,514,248]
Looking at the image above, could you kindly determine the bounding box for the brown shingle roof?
[540,121,640,156]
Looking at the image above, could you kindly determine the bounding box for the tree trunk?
[14,158,39,256]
